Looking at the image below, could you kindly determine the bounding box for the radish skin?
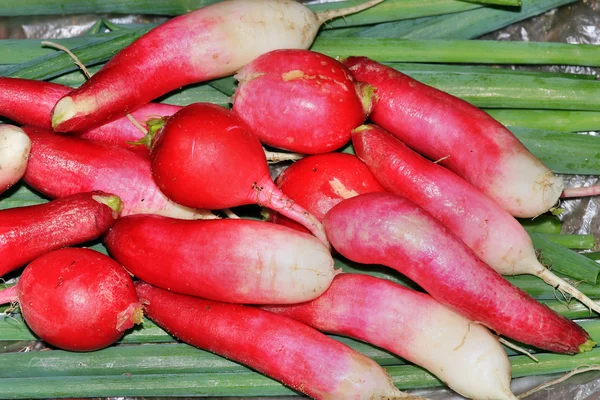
[343,57,563,218]
[264,274,517,400]
[51,0,383,132]
[324,192,594,354]
[136,281,413,400]
[0,191,121,278]
[0,125,31,194]
[0,248,142,352]
[352,124,600,314]
[105,215,337,304]
[21,126,214,219]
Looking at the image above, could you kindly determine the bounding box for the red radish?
[324,192,594,354]
[232,49,371,154]
[0,248,142,351]
[343,56,563,218]
[0,191,121,278]
[50,0,384,133]
[0,125,30,194]
[136,281,412,400]
[21,126,214,219]
[269,152,385,233]
[148,102,328,245]
[352,124,600,314]
[264,273,517,400]
[105,215,336,304]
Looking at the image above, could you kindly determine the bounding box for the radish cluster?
[0,1,598,399]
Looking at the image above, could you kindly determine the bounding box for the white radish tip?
[51,96,77,130]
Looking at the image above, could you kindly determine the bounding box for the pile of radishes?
[1,0,598,399]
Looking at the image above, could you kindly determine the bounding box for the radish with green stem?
[50,0,384,133]
[0,125,30,195]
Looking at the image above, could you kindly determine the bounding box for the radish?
[0,248,142,351]
[0,125,31,195]
[50,0,384,133]
[343,56,563,218]
[269,152,385,233]
[148,102,327,245]
[264,273,517,400]
[21,126,215,219]
[352,124,600,314]
[136,281,413,400]
[0,191,121,278]
[232,49,372,154]
[104,215,336,304]
[324,192,594,354]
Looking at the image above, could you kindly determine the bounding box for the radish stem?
[562,185,600,198]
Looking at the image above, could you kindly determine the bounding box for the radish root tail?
[537,268,600,315]
[316,0,385,25]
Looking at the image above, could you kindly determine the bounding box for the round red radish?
[0,248,142,352]
[233,49,371,154]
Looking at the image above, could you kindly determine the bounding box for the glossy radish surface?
[0,248,142,351]
[0,125,31,195]
[233,49,370,154]
[105,215,336,304]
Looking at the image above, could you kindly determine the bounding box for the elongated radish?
[0,248,142,351]
[232,49,371,154]
[51,0,383,133]
[264,273,517,400]
[105,215,336,304]
[0,191,121,278]
[0,125,31,195]
[343,56,563,218]
[148,102,327,245]
[136,281,412,400]
[21,126,214,219]
[324,192,594,354]
[352,124,600,314]
[269,152,385,233]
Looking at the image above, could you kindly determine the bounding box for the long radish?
[232,49,371,154]
[21,126,215,219]
[0,191,121,278]
[0,248,142,351]
[136,281,413,400]
[264,273,517,400]
[148,102,327,245]
[0,125,31,195]
[105,215,336,304]
[50,0,384,133]
[352,124,600,314]
[324,192,594,354]
[343,56,563,218]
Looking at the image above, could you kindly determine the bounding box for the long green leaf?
[519,215,562,234]
[488,109,600,133]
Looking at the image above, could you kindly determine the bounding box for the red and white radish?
[0,191,121,278]
[105,215,336,304]
[324,192,594,354]
[21,126,214,219]
[0,248,142,351]
[232,49,372,154]
[0,125,31,195]
[51,0,383,133]
[264,273,517,400]
[148,102,327,245]
[343,56,563,218]
[136,281,412,400]
[352,124,600,314]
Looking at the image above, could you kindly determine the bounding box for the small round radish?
[149,103,328,246]
[0,248,142,352]
[0,125,31,195]
[232,49,372,154]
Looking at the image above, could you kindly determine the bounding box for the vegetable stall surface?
[324,192,594,354]
[264,273,517,400]
[0,248,142,351]
[0,125,30,194]
[343,56,564,218]
[0,191,121,278]
[232,49,371,154]
[105,215,337,304]
[136,281,415,400]
[50,0,384,132]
